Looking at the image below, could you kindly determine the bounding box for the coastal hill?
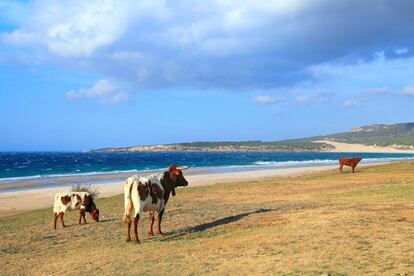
[87,122,414,153]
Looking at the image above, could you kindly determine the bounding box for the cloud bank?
[3,0,414,92]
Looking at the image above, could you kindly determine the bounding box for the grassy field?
[1,162,414,275]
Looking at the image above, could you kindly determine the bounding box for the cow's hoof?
[157,232,164,236]
[126,238,131,242]
[134,240,141,244]
[147,232,154,237]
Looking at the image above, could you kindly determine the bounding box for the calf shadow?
[53,218,115,229]
[162,208,277,240]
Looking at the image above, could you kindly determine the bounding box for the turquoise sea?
[1,151,413,182]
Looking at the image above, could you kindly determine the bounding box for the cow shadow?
[98,218,117,223]
[340,170,364,174]
[161,208,277,240]
[54,218,116,229]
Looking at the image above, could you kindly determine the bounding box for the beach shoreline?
[0,161,391,217]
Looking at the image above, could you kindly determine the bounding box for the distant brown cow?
[339,157,362,173]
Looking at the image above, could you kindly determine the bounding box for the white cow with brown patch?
[123,165,189,243]
[53,192,99,229]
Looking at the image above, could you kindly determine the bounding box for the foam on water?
[1,151,414,183]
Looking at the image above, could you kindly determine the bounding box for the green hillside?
[88,122,414,152]
[173,140,334,151]
[173,122,414,149]
[316,122,414,146]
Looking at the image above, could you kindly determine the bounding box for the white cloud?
[295,91,333,103]
[400,85,414,96]
[112,51,144,60]
[343,100,359,108]
[4,1,414,91]
[2,0,142,57]
[46,2,131,57]
[395,47,408,55]
[252,95,282,104]
[66,79,128,104]
[2,30,38,45]
[367,87,390,94]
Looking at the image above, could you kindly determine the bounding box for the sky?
[1,0,414,151]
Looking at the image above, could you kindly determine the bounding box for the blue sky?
[1,0,414,151]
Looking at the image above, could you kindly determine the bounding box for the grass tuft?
[70,184,100,199]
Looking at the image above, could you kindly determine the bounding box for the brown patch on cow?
[149,183,163,204]
[138,182,149,201]
[152,184,163,199]
[83,195,90,206]
[60,196,71,205]
[75,194,82,206]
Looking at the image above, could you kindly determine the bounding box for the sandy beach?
[0,160,393,217]
[0,164,340,216]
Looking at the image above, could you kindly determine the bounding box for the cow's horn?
[176,166,190,170]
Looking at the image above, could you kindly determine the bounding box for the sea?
[1,151,414,183]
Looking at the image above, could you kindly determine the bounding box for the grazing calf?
[339,157,362,173]
[53,192,99,229]
[123,165,189,243]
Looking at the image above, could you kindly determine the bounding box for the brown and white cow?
[53,192,99,229]
[339,157,362,173]
[123,165,189,243]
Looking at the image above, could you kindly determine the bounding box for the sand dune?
[314,140,414,153]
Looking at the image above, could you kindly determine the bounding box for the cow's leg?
[352,166,355,173]
[133,214,140,243]
[59,212,66,228]
[82,211,87,224]
[339,164,343,173]
[125,220,132,242]
[53,212,58,229]
[148,212,155,236]
[79,209,84,225]
[157,209,165,235]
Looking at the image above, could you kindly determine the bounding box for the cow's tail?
[53,193,61,213]
[123,178,135,224]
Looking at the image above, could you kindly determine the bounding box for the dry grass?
[1,162,414,275]
[70,184,100,199]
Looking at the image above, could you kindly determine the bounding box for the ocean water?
[1,151,414,181]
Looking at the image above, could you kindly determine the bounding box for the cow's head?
[91,208,100,222]
[355,157,362,163]
[167,164,190,196]
[84,194,99,222]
